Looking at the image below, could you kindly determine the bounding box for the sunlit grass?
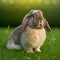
[2,0,7,4]
[0,0,59,5]
[43,0,50,5]
[8,0,14,4]
[0,0,59,10]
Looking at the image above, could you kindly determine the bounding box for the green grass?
[0,27,60,60]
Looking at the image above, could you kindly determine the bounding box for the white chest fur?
[21,26,46,49]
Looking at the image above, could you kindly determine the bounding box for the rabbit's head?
[27,10,44,29]
[22,10,51,32]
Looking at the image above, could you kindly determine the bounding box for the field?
[0,27,60,60]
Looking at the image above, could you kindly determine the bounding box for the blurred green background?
[0,0,60,27]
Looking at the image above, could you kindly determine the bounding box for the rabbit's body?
[6,10,51,52]
[21,26,46,51]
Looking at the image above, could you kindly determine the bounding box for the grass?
[0,27,60,60]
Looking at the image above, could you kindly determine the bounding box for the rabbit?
[6,10,51,52]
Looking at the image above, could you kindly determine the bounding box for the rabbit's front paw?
[33,47,41,52]
[26,48,34,53]
[35,49,41,52]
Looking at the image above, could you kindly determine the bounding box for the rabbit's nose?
[38,20,42,26]
[39,24,42,26]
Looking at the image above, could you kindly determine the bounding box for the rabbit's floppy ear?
[44,18,51,32]
[21,14,29,31]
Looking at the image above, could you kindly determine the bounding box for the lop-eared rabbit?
[6,10,51,52]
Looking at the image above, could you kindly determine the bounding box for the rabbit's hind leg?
[6,40,21,50]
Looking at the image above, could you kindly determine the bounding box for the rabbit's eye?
[31,14,35,17]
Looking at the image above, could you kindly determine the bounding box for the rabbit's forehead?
[32,10,42,16]
[32,10,38,13]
